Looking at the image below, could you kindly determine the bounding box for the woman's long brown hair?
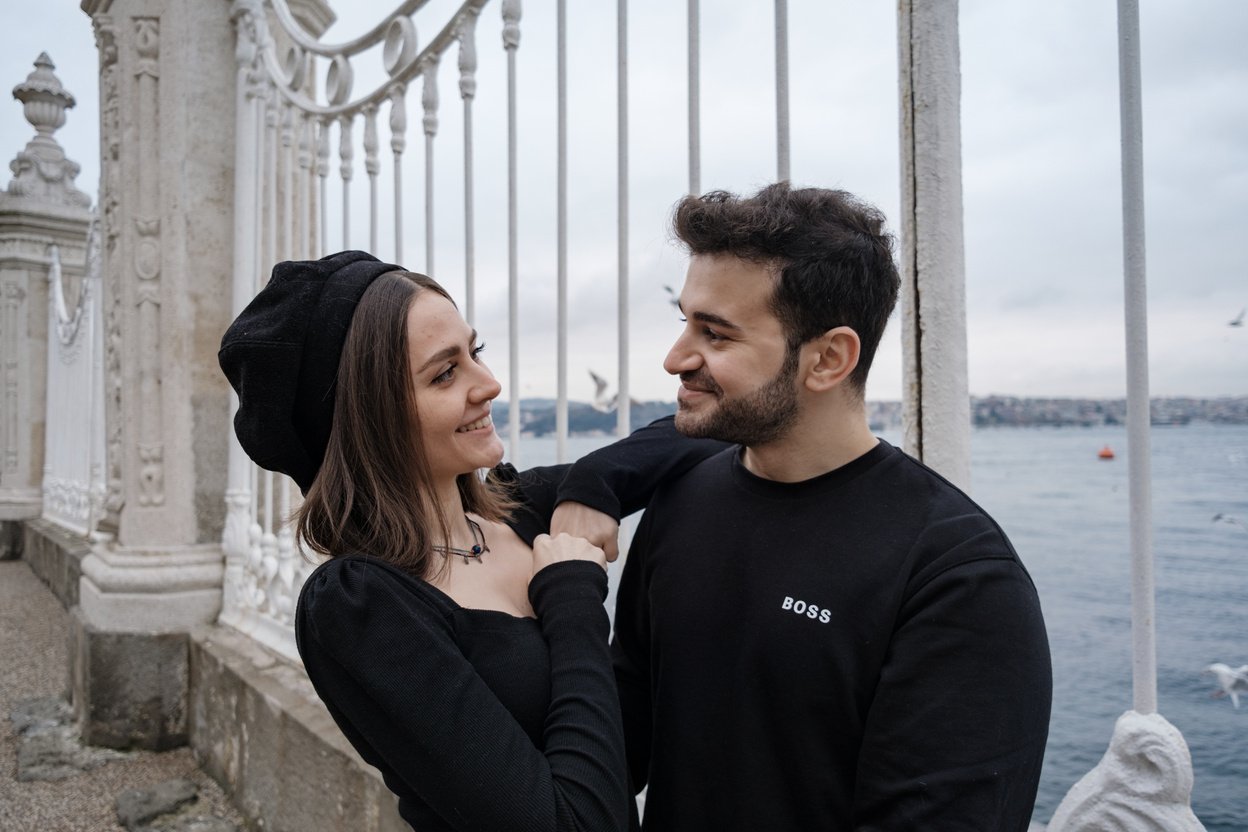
[295,271,515,578]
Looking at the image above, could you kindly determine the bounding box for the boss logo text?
[781,596,831,623]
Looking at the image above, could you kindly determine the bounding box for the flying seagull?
[662,285,680,309]
[1230,308,1245,328]
[588,369,612,413]
[1212,513,1248,533]
[1204,663,1248,708]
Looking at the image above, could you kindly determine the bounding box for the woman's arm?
[296,557,629,832]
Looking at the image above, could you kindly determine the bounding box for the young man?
[610,183,1052,830]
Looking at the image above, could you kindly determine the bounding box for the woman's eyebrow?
[415,329,479,374]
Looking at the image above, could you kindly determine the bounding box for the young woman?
[219,251,720,832]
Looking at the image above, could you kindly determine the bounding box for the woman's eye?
[471,342,487,360]
[433,365,455,384]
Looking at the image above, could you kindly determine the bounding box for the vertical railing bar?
[503,1,522,463]
[281,104,294,262]
[265,91,279,539]
[317,119,330,256]
[775,0,790,181]
[225,29,262,611]
[617,0,630,437]
[365,105,380,255]
[297,115,311,259]
[556,0,568,462]
[423,59,440,276]
[251,92,265,530]
[688,0,700,195]
[1117,0,1156,716]
[263,469,275,535]
[280,106,296,542]
[340,114,354,250]
[267,94,278,273]
[391,85,407,264]
[459,13,479,326]
[249,464,258,535]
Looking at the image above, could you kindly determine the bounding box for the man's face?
[663,254,800,446]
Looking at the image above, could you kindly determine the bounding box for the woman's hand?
[550,501,621,562]
[532,532,607,577]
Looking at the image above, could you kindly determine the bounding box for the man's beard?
[674,346,799,446]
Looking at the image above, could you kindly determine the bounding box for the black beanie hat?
[218,250,404,494]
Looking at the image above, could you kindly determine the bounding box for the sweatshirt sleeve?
[497,416,728,545]
[548,416,728,520]
[296,557,629,832]
[852,547,1052,831]
[610,508,656,795]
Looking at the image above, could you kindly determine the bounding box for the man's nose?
[663,331,699,376]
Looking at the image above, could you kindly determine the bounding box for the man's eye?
[704,327,723,342]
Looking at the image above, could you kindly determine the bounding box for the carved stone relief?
[1,281,25,477]
[132,17,165,509]
[90,15,122,534]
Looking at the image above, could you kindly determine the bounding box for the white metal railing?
[40,226,106,537]
[220,0,798,660]
[203,0,1197,824]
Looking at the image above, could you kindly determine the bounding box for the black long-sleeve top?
[295,418,724,832]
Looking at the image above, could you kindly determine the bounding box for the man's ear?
[803,327,860,393]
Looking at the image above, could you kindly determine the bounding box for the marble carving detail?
[132,17,164,509]
[94,14,124,533]
[1046,710,1205,832]
[1,281,24,477]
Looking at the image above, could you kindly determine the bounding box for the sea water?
[507,422,1248,828]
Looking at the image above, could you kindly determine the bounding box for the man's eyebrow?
[416,329,478,374]
[690,310,742,332]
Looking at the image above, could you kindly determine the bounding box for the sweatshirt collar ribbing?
[728,437,895,500]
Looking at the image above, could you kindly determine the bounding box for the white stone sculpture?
[7,54,91,208]
[1046,710,1205,832]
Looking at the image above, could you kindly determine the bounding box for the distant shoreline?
[492,395,1248,434]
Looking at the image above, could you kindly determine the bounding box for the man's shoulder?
[874,443,1001,525]
[657,443,739,489]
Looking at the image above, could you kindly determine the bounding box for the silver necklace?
[432,516,490,564]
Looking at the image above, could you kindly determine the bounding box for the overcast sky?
[2,1,1244,403]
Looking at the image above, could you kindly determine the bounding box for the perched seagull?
[1212,513,1248,533]
[588,369,613,413]
[1204,663,1248,708]
[1230,308,1245,328]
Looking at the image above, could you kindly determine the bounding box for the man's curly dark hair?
[672,182,900,393]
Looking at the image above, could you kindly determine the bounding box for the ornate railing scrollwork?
[222,0,505,661]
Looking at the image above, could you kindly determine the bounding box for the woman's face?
[406,291,505,481]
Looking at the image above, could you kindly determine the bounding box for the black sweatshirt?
[612,440,1053,831]
[294,418,725,832]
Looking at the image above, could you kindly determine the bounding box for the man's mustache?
[679,371,722,396]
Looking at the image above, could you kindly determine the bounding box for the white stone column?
[897,0,971,490]
[77,1,235,637]
[0,54,93,535]
[71,0,334,750]
[70,0,238,749]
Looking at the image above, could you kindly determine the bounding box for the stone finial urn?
[6,53,91,208]
[13,52,76,138]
